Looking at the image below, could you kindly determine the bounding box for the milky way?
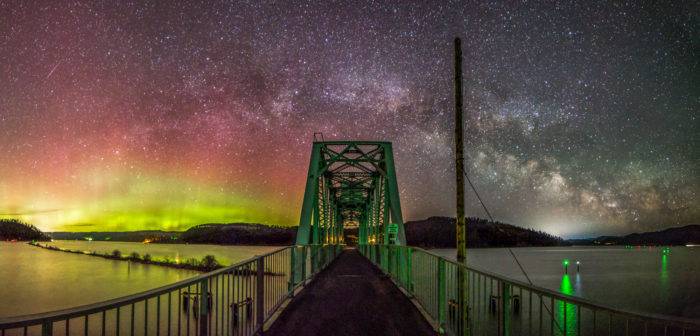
[0,1,697,236]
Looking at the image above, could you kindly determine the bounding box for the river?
[1,242,697,320]
[432,246,700,319]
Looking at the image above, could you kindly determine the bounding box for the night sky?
[0,1,697,237]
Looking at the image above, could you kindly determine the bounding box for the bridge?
[1,140,699,336]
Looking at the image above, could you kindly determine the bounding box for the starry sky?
[0,1,697,237]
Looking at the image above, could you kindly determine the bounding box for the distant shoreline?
[28,242,287,276]
[28,242,221,273]
[9,218,697,248]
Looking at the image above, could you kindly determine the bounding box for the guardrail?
[0,244,343,336]
[359,244,700,336]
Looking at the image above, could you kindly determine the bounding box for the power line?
[462,170,533,285]
[463,169,565,332]
[463,171,494,222]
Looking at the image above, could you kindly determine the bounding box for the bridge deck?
[266,248,436,336]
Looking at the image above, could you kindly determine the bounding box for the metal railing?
[359,244,700,336]
[0,244,343,336]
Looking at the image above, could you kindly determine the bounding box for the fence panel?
[359,244,700,336]
[0,244,343,336]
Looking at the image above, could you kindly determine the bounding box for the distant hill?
[48,224,296,245]
[49,230,180,242]
[569,225,700,246]
[341,217,565,248]
[180,223,296,245]
[37,219,700,248]
[50,218,564,247]
[402,216,566,248]
[0,219,51,241]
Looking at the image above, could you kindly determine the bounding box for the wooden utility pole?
[454,37,469,335]
[454,40,466,262]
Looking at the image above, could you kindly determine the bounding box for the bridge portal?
[295,141,406,246]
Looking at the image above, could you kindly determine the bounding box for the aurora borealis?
[0,1,697,237]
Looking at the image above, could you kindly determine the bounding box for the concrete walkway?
[266,249,436,336]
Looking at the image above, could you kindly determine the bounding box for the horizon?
[1,1,697,237]
[13,217,697,240]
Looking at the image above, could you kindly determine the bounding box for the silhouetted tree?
[0,219,50,241]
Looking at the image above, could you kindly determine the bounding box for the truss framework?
[295,141,406,246]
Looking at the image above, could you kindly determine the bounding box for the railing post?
[199,279,209,336]
[498,281,511,336]
[381,245,388,272]
[438,258,447,334]
[382,245,387,272]
[396,247,400,280]
[406,247,413,294]
[397,247,403,286]
[301,246,308,281]
[289,247,296,295]
[392,246,397,278]
[396,246,406,287]
[398,247,405,285]
[458,265,469,336]
[375,244,380,264]
[256,256,265,334]
[41,321,52,336]
[310,244,317,274]
[387,246,393,276]
[391,246,397,277]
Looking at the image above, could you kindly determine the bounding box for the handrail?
[414,246,700,328]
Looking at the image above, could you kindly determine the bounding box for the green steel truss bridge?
[295,141,405,246]
[2,141,699,336]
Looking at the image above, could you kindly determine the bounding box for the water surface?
[0,242,198,317]
[433,246,700,319]
[0,241,276,318]
[3,243,698,322]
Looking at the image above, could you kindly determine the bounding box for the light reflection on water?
[556,274,577,335]
[0,242,274,318]
[432,246,700,319]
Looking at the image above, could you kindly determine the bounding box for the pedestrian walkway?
[266,249,436,336]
